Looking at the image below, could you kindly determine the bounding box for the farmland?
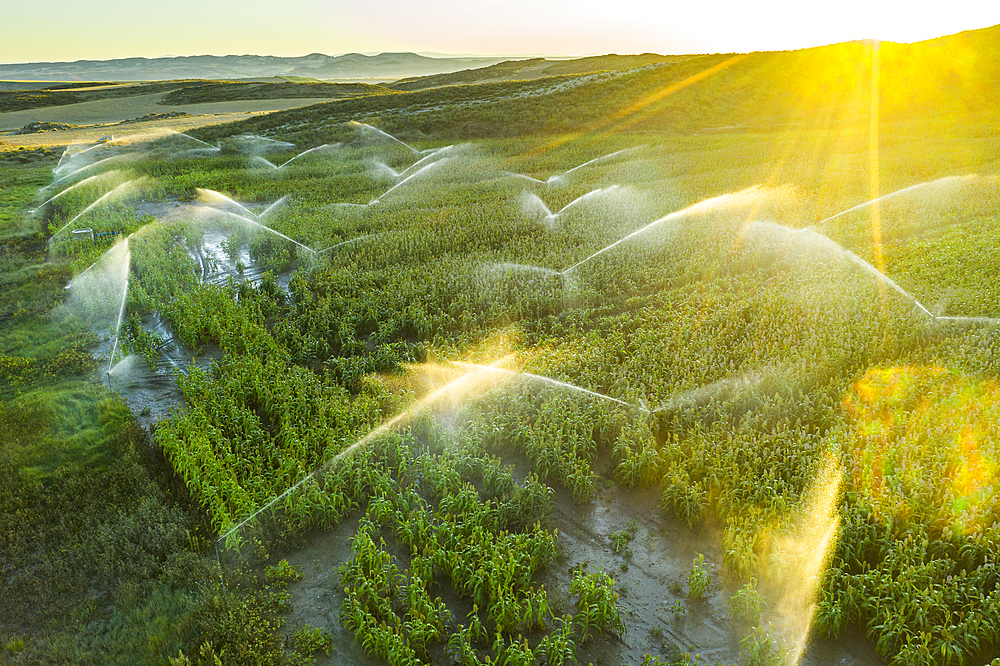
[3,27,1000,666]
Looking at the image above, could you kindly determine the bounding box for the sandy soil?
[0,92,337,145]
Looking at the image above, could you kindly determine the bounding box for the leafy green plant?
[739,626,787,666]
[289,625,334,657]
[609,519,637,556]
[4,636,25,655]
[569,567,626,642]
[687,554,712,600]
[728,578,764,626]
[265,559,303,585]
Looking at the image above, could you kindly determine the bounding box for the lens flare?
[842,366,1000,535]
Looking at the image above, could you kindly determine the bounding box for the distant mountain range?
[0,53,510,82]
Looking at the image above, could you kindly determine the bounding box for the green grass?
[0,160,221,666]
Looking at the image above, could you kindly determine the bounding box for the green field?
[3,27,1000,666]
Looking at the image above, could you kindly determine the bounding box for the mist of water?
[811,175,979,229]
[368,159,400,181]
[107,353,139,381]
[233,134,296,154]
[744,221,936,318]
[562,186,778,274]
[504,145,645,188]
[558,185,620,215]
[370,148,451,183]
[484,262,563,279]
[217,358,514,546]
[520,191,555,222]
[164,129,220,151]
[451,361,649,412]
[370,159,448,204]
[841,252,934,317]
[259,195,290,219]
[520,185,621,228]
[399,145,453,177]
[44,155,133,191]
[32,170,121,213]
[196,188,258,219]
[278,143,340,169]
[106,245,132,373]
[934,315,1000,325]
[54,142,112,179]
[60,239,131,352]
[651,366,779,413]
[316,233,379,254]
[326,202,370,211]
[562,145,645,177]
[503,171,546,185]
[48,178,145,242]
[249,156,278,170]
[195,207,316,255]
[764,454,843,664]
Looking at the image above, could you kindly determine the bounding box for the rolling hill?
[0,52,508,82]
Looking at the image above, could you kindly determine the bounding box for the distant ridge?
[0,52,509,82]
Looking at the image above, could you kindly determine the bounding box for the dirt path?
[0,92,337,145]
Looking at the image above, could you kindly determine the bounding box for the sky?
[3,0,1000,63]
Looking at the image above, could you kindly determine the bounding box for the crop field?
[3,34,1000,666]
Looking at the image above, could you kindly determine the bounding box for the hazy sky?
[3,0,999,63]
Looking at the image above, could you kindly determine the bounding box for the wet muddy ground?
[101,198,294,427]
[272,468,884,666]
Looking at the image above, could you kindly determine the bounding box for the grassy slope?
[159,81,395,105]
[172,26,1000,665]
[0,81,192,114]
[0,80,395,116]
[187,26,1000,147]
[387,53,679,91]
[0,161,209,666]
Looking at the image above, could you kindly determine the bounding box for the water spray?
[504,145,646,187]
[450,361,650,413]
[369,159,447,205]
[277,143,340,169]
[48,179,141,243]
[812,175,978,228]
[213,356,517,586]
[349,121,418,154]
[316,233,378,255]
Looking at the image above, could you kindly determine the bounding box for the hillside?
[189,26,1000,145]
[388,53,682,90]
